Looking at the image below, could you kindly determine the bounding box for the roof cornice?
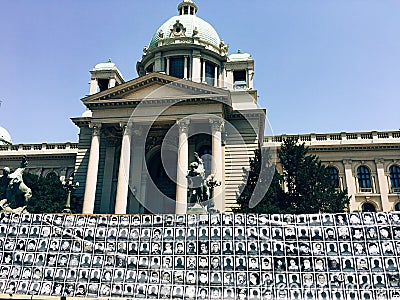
[81,73,230,103]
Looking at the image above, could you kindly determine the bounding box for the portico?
[71,0,264,214]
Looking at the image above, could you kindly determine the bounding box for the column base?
[187,203,220,214]
[187,203,208,214]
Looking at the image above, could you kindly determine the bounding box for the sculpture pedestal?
[187,203,208,214]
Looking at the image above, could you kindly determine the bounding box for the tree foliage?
[234,148,284,214]
[23,173,69,213]
[235,138,349,214]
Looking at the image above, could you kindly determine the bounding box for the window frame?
[169,57,185,79]
[357,165,372,193]
[326,166,340,190]
[389,165,400,193]
[361,202,376,212]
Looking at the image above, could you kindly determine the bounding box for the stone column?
[202,60,206,83]
[100,139,117,213]
[129,126,146,213]
[115,123,132,214]
[154,52,162,73]
[82,123,102,214]
[210,119,224,212]
[214,65,218,87]
[343,160,357,211]
[89,79,98,95]
[166,57,170,75]
[192,50,201,82]
[108,78,116,89]
[175,119,190,214]
[219,63,225,88]
[184,56,188,79]
[376,159,390,211]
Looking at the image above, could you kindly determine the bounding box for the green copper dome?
[148,15,221,50]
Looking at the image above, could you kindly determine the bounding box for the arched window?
[326,166,340,189]
[357,166,372,192]
[45,171,58,180]
[394,202,400,211]
[361,202,376,212]
[390,165,400,192]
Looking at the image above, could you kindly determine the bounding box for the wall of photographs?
[1,212,400,299]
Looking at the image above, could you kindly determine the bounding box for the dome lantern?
[178,0,198,16]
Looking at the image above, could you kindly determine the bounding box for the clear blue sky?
[1,0,399,144]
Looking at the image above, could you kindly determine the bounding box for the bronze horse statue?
[0,157,32,213]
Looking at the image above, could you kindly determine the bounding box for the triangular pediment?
[82,73,230,108]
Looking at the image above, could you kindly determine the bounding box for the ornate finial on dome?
[107,58,112,63]
[178,0,198,16]
[192,26,199,37]
[237,49,242,54]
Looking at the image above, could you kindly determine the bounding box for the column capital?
[343,159,352,167]
[375,158,385,166]
[132,125,145,138]
[119,122,133,136]
[209,118,224,132]
[89,122,102,136]
[177,119,190,133]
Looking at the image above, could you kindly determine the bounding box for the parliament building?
[0,0,399,215]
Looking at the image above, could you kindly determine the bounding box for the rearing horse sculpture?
[0,156,32,213]
[7,166,32,208]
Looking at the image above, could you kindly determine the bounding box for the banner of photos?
[1,212,400,299]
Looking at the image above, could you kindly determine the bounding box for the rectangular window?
[205,62,214,86]
[170,57,185,79]
[233,70,247,89]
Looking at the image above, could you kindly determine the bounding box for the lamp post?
[206,174,221,214]
[62,172,79,214]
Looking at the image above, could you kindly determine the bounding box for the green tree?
[234,148,284,214]
[23,172,69,213]
[235,138,349,214]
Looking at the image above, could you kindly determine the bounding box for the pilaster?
[376,158,390,211]
[343,159,356,211]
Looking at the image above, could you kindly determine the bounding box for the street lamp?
[206,174,221,213]
[62,172,79,214]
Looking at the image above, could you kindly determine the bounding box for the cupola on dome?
[147,0,223,54]
[0,126,12,145]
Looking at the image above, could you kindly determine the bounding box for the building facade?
[0,0,399,214]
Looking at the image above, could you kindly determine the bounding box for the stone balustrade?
[264,130,400,146]
[0,142,79,154]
